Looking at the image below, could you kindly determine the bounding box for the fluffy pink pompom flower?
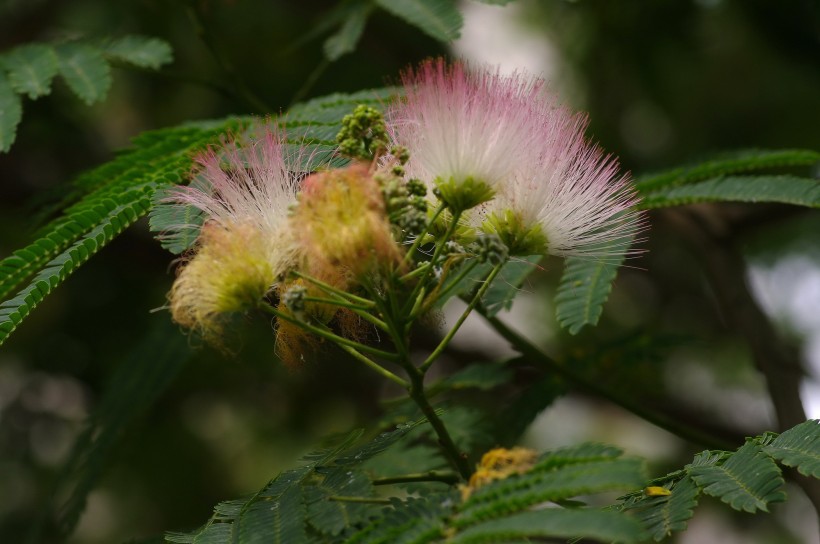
[482,104,642,259]
[386,59,547,212]
[388,59,642,258]
[165,129,303,341]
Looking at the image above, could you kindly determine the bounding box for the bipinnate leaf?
[628,476,700,542]
[634,148,820,193]
[306,469,375,536]
[689,442,786,513]
[763,419,820,478]
[455,445,645,528]
[0,120,248,346]
[324,1,371,61]
[166,522,232,544]
[639,175,820,210]
[440,255,541,317]
[0,71,22,152]
[374,0,463,42]
[555,256,623,335]
[239,486,308,544]
[554,218,638,335]
[99,35,173,69]
[448,509,646,544]
[0,43,58,99]
[55,43,112,105]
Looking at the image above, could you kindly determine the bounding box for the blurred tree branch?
[666,206,820,517]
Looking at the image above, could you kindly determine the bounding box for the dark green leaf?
[639,175,820,209]
[0,71,22,152]
[634,149,820,193]
[689,442,786,513]
[323,1,371,61]
[555,256,623,334]
[763,419,820,478]
[436,362,514,393]
[628,476,700,542]
[238,486,307,544]
[305,469,376,536]
[55,43,112,105]
[442,256,541,316]
[449,509,646,544]
[1,43,58,99]
[374,0,463,42]
[100,35,173,69]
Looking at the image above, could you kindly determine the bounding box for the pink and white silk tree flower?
[166,129,301,342]
[386,59,547,213]
[388,58,642,259]
[481,106,642,259]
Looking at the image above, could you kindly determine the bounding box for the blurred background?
[0,0,819,542]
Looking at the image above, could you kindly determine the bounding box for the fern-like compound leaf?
[0,43,58,99]
[54,43,112,105]
[555,256,623,335]
[688,442,786,513]
[438,256,541,317]
[448,508,646,544]
[374,0,463,42]
[323,1,371,61]
[455,455,645,528]
[343,496,449,544]
[0,119,249,346]
[627,476,700,542]
[763,419,820,478]
[634,148,820,193]
[238,486,308,544]
[305,469,375,536]
[99,34,173,69]
[639,175,820,209]
[0,71,22,152]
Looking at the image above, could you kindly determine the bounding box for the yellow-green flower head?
[166,129,301,341]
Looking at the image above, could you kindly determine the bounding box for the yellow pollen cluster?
[461,447,539,500]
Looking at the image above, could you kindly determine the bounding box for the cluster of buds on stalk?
[161,57,642,379]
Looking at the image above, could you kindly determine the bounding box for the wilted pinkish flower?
[388,58,642,258]
[166,129,302,341]
[386,59,546,212]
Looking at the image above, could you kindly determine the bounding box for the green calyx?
[434,176,495,213]
[482,209,547,256]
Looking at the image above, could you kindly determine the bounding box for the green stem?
[336,343,409,388]
[259,303,399,362]
[402,203,447,267]
[303,296,373,312]
[480,309,733,450]
[422,258,479,314]
[420,263,504,372]
[290,271,375,306]
[372,471,459,486]
[407,369,473,481]
[301,295,389,332]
